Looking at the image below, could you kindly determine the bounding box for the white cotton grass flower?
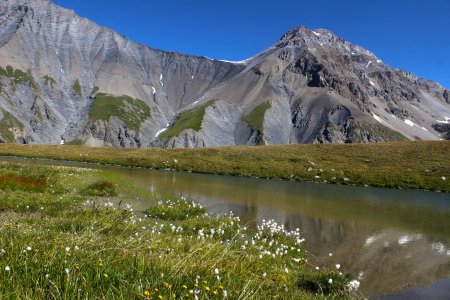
[26,246,32,251]
[329,252,333,257]
[328,278,333,284]
[358,271,365,280]
[214,268,219,275]
[65,247,71,252]
[335,264,341,269]
[65,268,70,275]
[5,266,11,272]
[347,279,360,291]
[262,272,267,278]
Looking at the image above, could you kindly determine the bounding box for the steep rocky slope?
[0,0,449,147]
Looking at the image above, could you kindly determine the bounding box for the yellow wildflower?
[143,290,150,297]
[103,273,108,279]
[205,286,210,292]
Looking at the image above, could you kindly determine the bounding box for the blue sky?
[53,0,450,88]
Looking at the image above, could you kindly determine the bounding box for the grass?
[162,101,214,138]
[66,139,84,146]
[0,141,448,192]
[73,79,82,97]
[89,93,151,131]
[244,101,271,144]
[43,75,56,90]
[91,85,100,96]
[146,199,206,220]
[0,174,47,193]
[348,122,407,142]
[80,180,118,197]
[0,162,359,299]
[0,65,38,93]
[0,110,24,143]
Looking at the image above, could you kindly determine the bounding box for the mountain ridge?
[0,0,448,147]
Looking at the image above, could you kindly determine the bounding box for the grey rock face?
[0,2,449,147]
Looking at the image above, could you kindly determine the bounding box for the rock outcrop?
[0,0,449,147]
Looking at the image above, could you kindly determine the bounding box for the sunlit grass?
[0,141,448,192]
[0,162,361,299]
[162,101,214,138]
[89,93,151,131]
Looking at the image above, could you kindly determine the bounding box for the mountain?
[0,0,449,147]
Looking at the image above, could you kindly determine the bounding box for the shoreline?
[0,141,449,193]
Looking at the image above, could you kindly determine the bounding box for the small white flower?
[315,266,320,270]
[223,290,228,298]
[5,266,10,272]
[285,268,289,273]
[358,271,364,280]
[65,268,70,275]
[336,264,341,269]
[26,246,32,251]
[347,279,360,291]
[328,278,333,284]
[262,272,267,278]
[65,247,71,252]
[214,268,219,275]
[45,274,49,278]
[329,252,333,257]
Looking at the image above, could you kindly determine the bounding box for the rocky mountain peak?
[276,26,378,62]
[0,1,448,147]
[279,26,330,39]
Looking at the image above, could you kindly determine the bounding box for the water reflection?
[2,157,449,297]
[110,167,450,297]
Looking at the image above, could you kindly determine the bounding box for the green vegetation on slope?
[0,141,448,192]
[66,139,84,146]
[349,122,407,142]
[162,100,214,138]
[91,85,100,96]
[0,110,24,143]
[72,79,82,97]
[89,93,151,131]
[244,101,271,134]
[0,162,358,299]
[0,65,38,93]
[43,75,56,90]
[244,101,272,145]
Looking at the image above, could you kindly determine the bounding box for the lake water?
[2,157,450,298]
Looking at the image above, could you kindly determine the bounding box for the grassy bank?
[0,141,448,192]
[0,162,360,299]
